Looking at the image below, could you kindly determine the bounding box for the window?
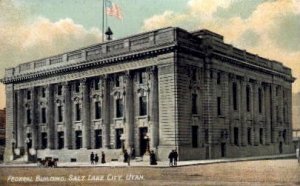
[57,85,62,95]
[192,94,197,114]
[41,108,46,123]
[95,129,102,148]
[192,126,198,148]
[247,128,252,145]
[139,96,147,116]
[95,101,101,119]
[234,127,239,146]
[283,129,287,142]
[95,78,100,90]
[75,81,80,93]
[115,129,123,149]
[191,69,197,81]
[75,104,81,121]
[58,106,63,122]
[27,109,32,124]
[27,133,32,149]
[139,71,147,84]
[217,97,222,116]
[204,129,209,144]
[258,88,262,113]
[58,132,64,149]
[283,106,286,122]
[75,131,82,149]
[116,99,123,118]
[246,86,251,112]
[115,75,120,87]
[259,128,263,144]
[41,132,47,149]
[41,88,46,97]
[232,83,238,110]
[217,72,221,84]
[27,91,31,100]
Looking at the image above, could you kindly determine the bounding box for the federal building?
[1,27,295,162]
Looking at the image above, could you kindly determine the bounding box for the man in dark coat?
[90,152,94,165]
[168,150,174,166]
[173,149,178,166]
[101,151,106,164]
[150,150,157,165]
[124,150,130,166]
[95,154,99,165]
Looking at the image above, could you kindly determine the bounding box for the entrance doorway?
[58,132,64,149]
[115,129,123,149]
[139,127,148,156]
[41,132,47,149]
[75,131,82,149]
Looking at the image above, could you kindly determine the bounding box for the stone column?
[102,76,111,148]
[81,79,91,149]
[63,82,72,149]
[47,84,55,149]
[17,90,24,149]
[149,66,159,149]
[124,71,134,149]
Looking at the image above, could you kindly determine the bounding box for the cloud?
[142,0,300,93]
[0,0,103,109]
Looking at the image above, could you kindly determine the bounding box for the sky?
[0,0,300,110]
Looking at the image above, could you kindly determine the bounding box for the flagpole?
[102,0,105,42]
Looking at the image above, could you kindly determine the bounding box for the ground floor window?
[58,132,64,149]
[192,126,198,148]
[95,129,102,149]
[75,131,82,149]
[115,129,123,149]
[234,127,239,146]
[41,132,47,149]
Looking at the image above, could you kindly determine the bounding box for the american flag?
[106,0,123,20]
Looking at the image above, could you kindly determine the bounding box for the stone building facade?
[0,109,5,160]
[1,27,295,162]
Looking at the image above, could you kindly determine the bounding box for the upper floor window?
[57,85,62,95]
[232,83,238,110]
[246,86,251,112]
[27,109,32,124]
[75,103,81,121]
[217,97,222,116]
[192,94,198,114]
[258,88,262,113]
[139,71,147,84]
[41,108,46,123]
[75,81,80,93]
[116,98,123,118]
[41,88,46,98]
[58,106,63,122]
[95,101,101,119]
[191,68,197,81]
[115,75,121,87]
[27,90,31,100]
[217,72,221,84]
[95,78,100,90]
[139,96,147,116]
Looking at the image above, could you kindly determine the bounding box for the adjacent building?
[0,27,295,162]
[0,108,6,160]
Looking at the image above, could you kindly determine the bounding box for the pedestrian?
[297,147,300,164]
[124,150,130,166]
[173,149,178,166]
[101,151,106,164]
[95,154,99,165]
[168,150,174,167]
[131,147,136,159]
[150,150,157,165]
[90,152,94,165]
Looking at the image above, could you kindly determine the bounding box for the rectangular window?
[234,127,239,146]
[41,132,47,149]
[233,83,238,110]
[139,71,147,84]
[116,99,123,118]
[95,101,101,119]
[246,86,251,112]
[58,106,63,122]
[115,75,120,87]
[58,132,64,149]
[27,133,32,149]
[192,94,198,114]
[41,88,46,97]
[75,81,80,93]
[191,69,197,81]
[204,129,209,144]
[27,91,31,100]
[57,85,62,95]
[192,126,198,148]
[247,128,251,145]
[41,108,46,123]
[27,109,32,124]
[217,97,222,116]
[258,88,262,113]
[95,78,100,90]
[217,72,221,84]
[283,129,287,142]
[139,96,147,116]
[95,129,102,148]
[75,104,81,121]
[75,131,82,149]
[259,128,263,144]
[115,129,123,149]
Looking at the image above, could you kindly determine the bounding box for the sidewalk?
[0,153,295,168]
